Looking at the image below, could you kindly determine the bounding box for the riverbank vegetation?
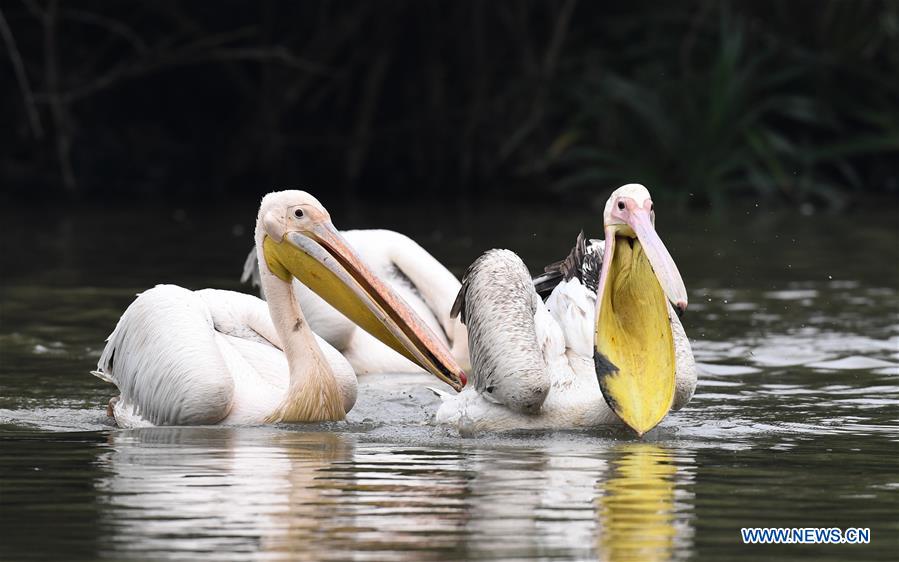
[1,1,896,209]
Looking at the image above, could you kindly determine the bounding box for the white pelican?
[242,229,470,373]
[436,184,696,436]
[92,191,466,428]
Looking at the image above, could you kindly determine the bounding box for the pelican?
[242,229,470,373]
[436,184,696,436]
[92,191,466,428]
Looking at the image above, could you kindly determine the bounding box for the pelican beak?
[594,207,687,435]
[262,222,467,391]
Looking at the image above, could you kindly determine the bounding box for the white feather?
[93,284,357,428]
[544,278,594,360]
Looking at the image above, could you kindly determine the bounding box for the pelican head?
[594,184,687,435]
[257,190,467,391]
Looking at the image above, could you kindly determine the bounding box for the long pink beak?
[597,207,688,318]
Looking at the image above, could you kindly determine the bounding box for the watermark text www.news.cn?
[741,527,870,545]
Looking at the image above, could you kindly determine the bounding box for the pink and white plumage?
[93,191,466,428]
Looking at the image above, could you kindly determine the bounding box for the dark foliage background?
[2,0,897,209]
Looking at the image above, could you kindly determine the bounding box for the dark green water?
[1,201,897,561]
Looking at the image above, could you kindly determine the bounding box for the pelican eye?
[617,201,625,211]
[294,209,304,218]
[650,203,654,212]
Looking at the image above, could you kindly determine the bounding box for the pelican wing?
[533,231,603,299]
[93,285,287,426]
[366,229,464,349]
[450,250,551,413]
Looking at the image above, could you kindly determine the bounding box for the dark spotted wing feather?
[450,259,475,325]
[532,231,603,300]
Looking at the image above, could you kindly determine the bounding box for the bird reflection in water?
[94,427,469,561]
[595,443,694,562]
[96,427,355,561]
[94,429,692,560]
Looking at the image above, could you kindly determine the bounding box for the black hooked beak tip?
[675,301,687,318]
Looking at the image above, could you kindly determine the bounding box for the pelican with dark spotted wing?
[92,191,466,428]
[436,184,696,436]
